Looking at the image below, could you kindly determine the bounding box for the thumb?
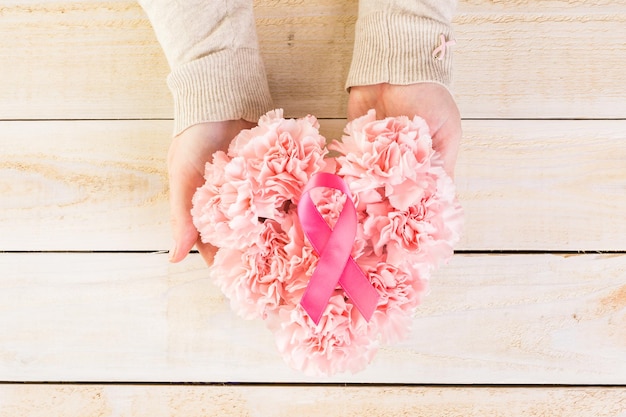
[432,128,460,180]
[431,113,462,180]
[196,238,218,266]
[168,182,199,263]
[167,154,204,263]
[169,168,217,264]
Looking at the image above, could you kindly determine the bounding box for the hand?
[347,83,461,178]
[167,119,255,264]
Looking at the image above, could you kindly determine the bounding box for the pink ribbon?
[298,172,380,325]
[432,34,456,61]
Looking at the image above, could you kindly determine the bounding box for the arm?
[139,0,273,135]
[346,0,460,177]
[140,0,273,263]
[347,0,457,89]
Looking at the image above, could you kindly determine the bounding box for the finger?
[168,179,200,263]
[195,238,218,266]
[347,84,384,121]
[167,157,204,263]
[432,117,462,179]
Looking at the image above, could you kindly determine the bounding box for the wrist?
[167,49,273,136]
[346,13,455,90]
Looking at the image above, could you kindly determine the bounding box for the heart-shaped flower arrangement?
[191,109,463,376]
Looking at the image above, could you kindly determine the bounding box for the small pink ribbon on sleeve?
[432,34,456,61]
[298,173,380,325]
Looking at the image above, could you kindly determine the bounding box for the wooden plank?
[453,2,626,118]
[1,1,626,120]
[0,252,624,384]
[0,1,172,120]
[457,119,626,251]
[0,120,171,251]
[2,119,625,251]
[0,385,625,417]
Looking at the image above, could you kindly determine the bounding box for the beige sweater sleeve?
[139,0,273,135]
[346,0,457,89]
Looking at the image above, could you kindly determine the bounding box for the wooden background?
[1,0,625,415]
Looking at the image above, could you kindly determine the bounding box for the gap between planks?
[0,384,624,417]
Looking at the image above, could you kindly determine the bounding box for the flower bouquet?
[191,109,463,376]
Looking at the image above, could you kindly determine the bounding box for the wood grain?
[2,119,625,251]
[1,1,626,120]
[1,252,624,384]
[0,385,625,417]
[457,119,626,251]
[0,120,171,250]
[453,2,626,118]
[0,1,171,119]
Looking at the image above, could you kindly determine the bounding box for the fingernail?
[168,241,178,262]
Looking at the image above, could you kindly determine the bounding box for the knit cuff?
[346,13,454,90]
[167,48,274,136]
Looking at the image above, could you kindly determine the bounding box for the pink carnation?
[192,153,266,249]
[209,210,316,320]
[191,109,463,377]
[269,297,378,377]
[192,110,329,249]
[331,109,433,202]
[333,110,463,269]
[360,257,430,344]
[227,109,328,218]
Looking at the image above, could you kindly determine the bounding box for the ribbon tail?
[300,266,340,325]
[339,259,380,321]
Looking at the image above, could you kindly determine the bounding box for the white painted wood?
[1,1,625,119]
[0,0,171,119]
[456,119,626,251]
[0,252,624,384]
[2,120,625,251]
[453,3,626,118]
[0,120,171,251]
[0,385,625,417]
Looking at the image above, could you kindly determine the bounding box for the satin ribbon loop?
[298,173,380,325]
